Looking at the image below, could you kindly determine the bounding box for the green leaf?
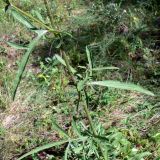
[87,80,154,96]
[55,54,66,66]
[55,54,76,74]
[73,146,83,154]
[94,138,109,160]
[86,47,92,76]
[153,133,160,141]
[103,145,109,160]
[7,42,28,50]
[77,75,88,91]
[135,152,152,159]
[92,67,119,71]
[17,137,87,160]
[9,9,36,29]
[64,143,70,160]
[72,117,82,137]
[17,140,69,160]
[52,121,70,138]
[33,10,45,23]
[77,80,86,92]
[12,30,47,100]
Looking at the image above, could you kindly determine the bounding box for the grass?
[0,0,160,160]
[0,56,159,159]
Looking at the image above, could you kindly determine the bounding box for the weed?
[0,0,159,160]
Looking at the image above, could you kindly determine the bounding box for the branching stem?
[62,51,107,160]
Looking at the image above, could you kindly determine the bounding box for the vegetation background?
[0,0,160,160]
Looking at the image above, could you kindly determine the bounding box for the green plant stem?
[61,50,77,84]
[61,51,107,160]
[62,51,96,135]
[43,0,55,28]
[11,3,59,34]
[84,91,107,160]
[84,90,97,136]
[61,50,81,114]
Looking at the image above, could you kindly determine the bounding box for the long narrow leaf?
[52,121,70,138]
[92,67,119,71]
[33,10,45,23]
[7,42,28,50]
[17,137,87,160]
[55,54,76,74]
[86,47,92,76]
[55,54,66,66]
[10,8,36,29]
[17,140,69,160]
[64,143,70,160]
[104,145,109,160]
[72,117,82,137]
[88,80,154,96]
[12,30,47,100]
[135,152,152,159]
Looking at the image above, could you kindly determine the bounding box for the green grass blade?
[12,30,47,100]
[87,80,154,96]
